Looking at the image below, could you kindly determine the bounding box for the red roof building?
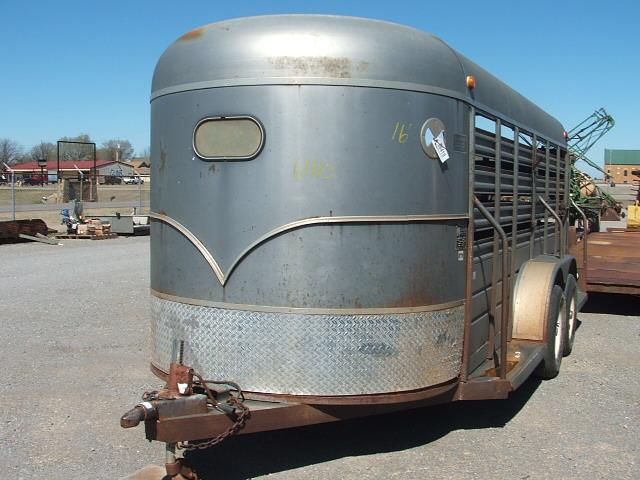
[11,160,139,182]
[11,160,113,172]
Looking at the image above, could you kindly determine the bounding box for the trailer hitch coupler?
[120,401,156,428]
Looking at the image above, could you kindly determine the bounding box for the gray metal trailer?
[121,15,586,478]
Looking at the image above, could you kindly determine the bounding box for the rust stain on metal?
[483,360,518,377]
[269,56,369,78]
[386,292,435,308]
[159,145,167,174]
[179,27,205,41]
[386,267,439,308]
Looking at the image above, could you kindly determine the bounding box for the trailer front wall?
[150,85,469,395]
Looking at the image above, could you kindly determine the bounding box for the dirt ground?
[0,237,638,479]
[0,184,149,206]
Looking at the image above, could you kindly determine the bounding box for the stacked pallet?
[57,218,117,240]
[0,219,48,243]
[77,219,112,236]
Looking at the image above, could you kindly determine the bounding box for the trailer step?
[505,341,545,391]
[463,340,545,398]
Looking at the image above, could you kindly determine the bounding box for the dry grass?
[0,185,150,206]
[0,185,150,230]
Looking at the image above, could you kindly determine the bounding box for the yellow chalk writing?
[293,160,335,181]
[392,122,412,143]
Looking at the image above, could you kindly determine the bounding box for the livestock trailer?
[121,15,587,478]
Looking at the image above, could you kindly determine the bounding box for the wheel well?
[555,258,578,290]
[568,259,578,278]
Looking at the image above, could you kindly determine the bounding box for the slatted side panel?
[468,113,567,375]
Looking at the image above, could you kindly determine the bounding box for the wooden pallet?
[55,233,118,240]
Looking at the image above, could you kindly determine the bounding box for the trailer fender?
[512,255,576,341]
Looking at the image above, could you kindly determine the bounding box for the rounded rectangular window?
[193,116,264,160]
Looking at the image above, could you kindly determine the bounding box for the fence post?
[2,162,15,220]
[11,169,15,221]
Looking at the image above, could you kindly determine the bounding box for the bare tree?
[59,134,95,160]
[100,139,134,162]
[138,146,150,161]
[29,141,55,161]
[0,138,23,165]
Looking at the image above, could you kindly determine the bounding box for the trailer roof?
[153,15,566,145]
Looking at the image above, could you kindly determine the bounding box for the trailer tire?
[534,284,566,379]
[563,274,578,356]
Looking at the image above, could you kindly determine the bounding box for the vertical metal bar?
[488,117,501,361]
[530,134,537,258]
[90,143,97,202]
[474,197,509,379]
[461,106,476,383]
[539,197,564,258]
[509,126,519,341]
[555,145,561,254]
[564,150,571,255]
[11,169,16,221]
[543,140,549,254]
[57,141,61,204]
[570,198,589,289]
[165,443,177,474]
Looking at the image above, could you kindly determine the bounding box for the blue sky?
[1,0,638,175]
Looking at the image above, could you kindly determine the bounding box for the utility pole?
[74,164,84,204]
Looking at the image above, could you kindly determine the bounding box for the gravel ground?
[0,237,638,479]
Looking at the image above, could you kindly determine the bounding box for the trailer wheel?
[534,284,566,379]
[563,274,578,356]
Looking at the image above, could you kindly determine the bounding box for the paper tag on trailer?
[432,131,450,163]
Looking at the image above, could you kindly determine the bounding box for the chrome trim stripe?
[151,77,467,102]
[224,213,469,282]
[150,211,469,286]
[150,288,464,315]
[148,212,225,284]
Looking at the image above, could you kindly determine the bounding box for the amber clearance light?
[466,75,476,90]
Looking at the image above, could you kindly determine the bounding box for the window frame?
[192,115,265,161]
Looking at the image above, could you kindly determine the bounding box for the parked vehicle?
[22,175,48,185]
[103,175,123,185]
[121,16,585,478]
[123,176,144,184]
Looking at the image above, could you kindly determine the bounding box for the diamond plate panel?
[151,296,464,396]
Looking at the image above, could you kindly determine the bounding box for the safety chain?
[142,390,160,401]
[177,371,251,451]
